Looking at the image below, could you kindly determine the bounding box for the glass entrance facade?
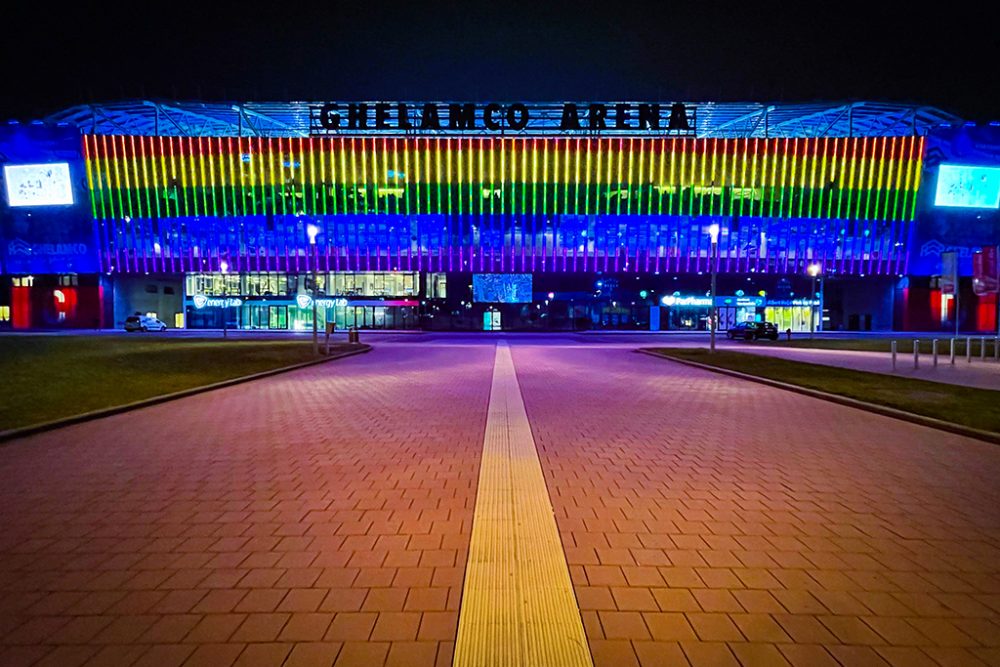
[183,271,423,330]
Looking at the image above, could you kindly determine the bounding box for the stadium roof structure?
[44,100,962,139]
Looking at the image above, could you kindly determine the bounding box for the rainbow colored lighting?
[84,135,923,222]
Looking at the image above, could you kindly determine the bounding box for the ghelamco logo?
[7,239,31,256]
[6,239,87,256]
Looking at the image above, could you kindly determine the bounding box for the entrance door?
[484,311,502,331]
[268,306,288,329]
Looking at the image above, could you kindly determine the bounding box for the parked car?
[124,315,167,332]
[726,321,779,341]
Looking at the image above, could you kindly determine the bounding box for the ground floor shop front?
[2,270,997,333]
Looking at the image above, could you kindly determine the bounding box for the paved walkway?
[724,345,1000,391]
[1,335,999,667]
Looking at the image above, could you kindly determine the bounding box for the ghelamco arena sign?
[310,102,696,136]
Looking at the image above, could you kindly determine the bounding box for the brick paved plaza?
[1,335,999,666]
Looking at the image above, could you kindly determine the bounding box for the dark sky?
[3,0,998,121]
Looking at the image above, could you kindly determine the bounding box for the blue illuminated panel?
[934,164,1000,209]
[473,274,533,303]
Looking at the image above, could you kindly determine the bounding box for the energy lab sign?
[310,102,697,136]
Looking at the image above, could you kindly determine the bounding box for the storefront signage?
[192,295,243,309]
[312,102,696,135]
[295,295,349,309]
[717,296,765,308]
[661,295,712,307]
[766,299,820,306]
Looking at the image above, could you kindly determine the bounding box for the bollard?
[932,339,939,368]
[981,336,987,360]
[891,340,897,370]
[913,339,920,369]
[967,336,972,363]
[950,338,956,365]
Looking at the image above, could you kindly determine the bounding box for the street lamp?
[220,260,229,339]
[807,262,822,339]
[307,224,320,356]
[708,223,720,353]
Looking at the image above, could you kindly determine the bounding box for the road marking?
[454,342,593,667]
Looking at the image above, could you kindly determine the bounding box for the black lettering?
[347,103,368,129]
[587,104,608,130]
[397,103,413,129]
[483,103,503,131]
[448,103,476,130]
[319,104,340,130]
[638,103,660,130]
[506,103,529,130]
[374,103,391,129]
[559,103,582,130]
[420,103,441,130]
[614,103,630,129]
[668,102,692,131]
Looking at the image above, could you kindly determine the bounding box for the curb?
[0,344,373,444]
[637,348,1000,446]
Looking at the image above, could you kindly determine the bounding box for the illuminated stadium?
[2,100,998,332]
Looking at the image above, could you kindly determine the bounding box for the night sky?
[3,1,997,122]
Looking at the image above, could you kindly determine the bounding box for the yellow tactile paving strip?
[454,342,594,667]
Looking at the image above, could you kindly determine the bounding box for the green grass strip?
[647,347,1000,434]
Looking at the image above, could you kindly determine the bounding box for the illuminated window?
[0,306,9,322]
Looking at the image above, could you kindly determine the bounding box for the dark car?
[726,321,779,341]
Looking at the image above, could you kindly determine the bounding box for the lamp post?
[307,224,320,356]
[220,260,229,339]
[807,262,822,339]
[708,223,719,353]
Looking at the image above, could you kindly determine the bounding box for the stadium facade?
[1,100,998,332]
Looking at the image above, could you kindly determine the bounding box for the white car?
[124,315,167,332]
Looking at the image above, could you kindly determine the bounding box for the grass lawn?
[763,336,999,356]
[0,336,360,432]
[648,347,1000,434]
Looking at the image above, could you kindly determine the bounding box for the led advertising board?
[934,164,1000,209]
[4,163,74,207]
[473,274,533,303]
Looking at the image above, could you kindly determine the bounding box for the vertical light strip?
[524,139,536,215]
[148,136,162,221]
[852,137,866,220]
[677,139,687,216]
[872,136,886,220]
[667,139,676,216]
[890,137,904,221]
[583,139,592,217]
[837,138,850,220]
[607,139,617,217]
[82,135,99,219]
[823,137,834,219]
[789,137,801,218]
[807,137,819,218]
[719,139,732,217]
[737,138,749,218]
[111,135,132,217]
[563,137,571,216]
[864,136,878,219]
[543,138,551,219]
[909,136,924,220]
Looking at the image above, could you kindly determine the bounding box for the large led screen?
[4,163,74,207]
[934,164,1000,209]
[473,274,533,303]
